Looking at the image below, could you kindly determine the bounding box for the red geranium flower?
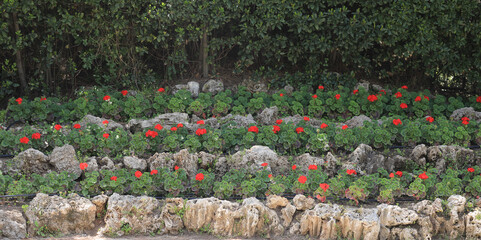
[171,127,177,131]
[396,171,403,177]
[279,93,284,97]
[272,125,280,133]
[367,94,378,102]
[102,120,109,125]
[424,95,429,101]
[54,124,62,131]
[304,116,310,121]
[461,117,470,121]
[389,173,394,178]
[135,171,142,178]
[418,172,428,180]
[476,96,481,103]
[401,85,408,89]
[174,166,179,171]
[40,97,47,101]
[261,162,268,167]
[379,89,386,95]
[400,103,408,109]
[346,169,357,175]
[292,165,297,170]
[121,90,128,96]
[150,169,158,175]
[308,165,317,170]
[335,94,340,100]
[320,123,328,129]
[468,168,475,173]
[146,130,158,138]
[318,86,324,90]
[426,117,434,123]
[319,183,329,192]
[32,133,41,139]
[158,87,165,92]
[197,120,205,125]
[79,162,88,171]
[296,127,304,134]
[195,173,204,181]
[462,120,469,125]
[20,137,29,144]
[103,133,109,139]
[248,126,259,133]
[196,128,207,136]
[298,175,307,184]
[155,124,163,131]
[177,123,183,128]
[110,176,117,181]
[342,125,348,130]
[395,92,402,98]
[103,95,111,101]
[73,124,81,129]
[268,174,273,178]
[414,96,421,102]
[353,89,359,94]
[276,119,283,125]
[393,119,402,125]
[15,98,22,104]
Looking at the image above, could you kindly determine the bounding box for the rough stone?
[173,81,199,97]
[26,193,96,235]
[0,209,27,239]
[219,114,256,128]
[78,114,124,131]
[284,84,294,94]
[102,193,162,236]
[299,203,343,238]
[294,153,326,172]
[445,195,466,239]
[99,156,115,170]
[411,144,427,166]
[12,148,50,175]
[212,200,240,236]
[293,195,315,211]
[257,106,279,125]
[412,199,444,235]
[450,107,481,122]
[340,208,380,240]
[127,113,189,133]
[377,204,419,227]
[183,197,220,231]
[123,156,147,171]
[266,195,289,209]
[390,227,419,240]
[426,145,474,173]
[345,115,372,128]
[85,157,99,172]
[148,152,175,171]
[160,198,185,234]
[465,209,481,238]
[202,79,224,94]
[49,145,82,179]
[197,152,216,168]
[281,203,296,227]
[173,149,198,179]
[288,222,300,236]
[229,145,289,176]
[91,194,109,216]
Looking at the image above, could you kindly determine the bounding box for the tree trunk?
[12,12,27,93]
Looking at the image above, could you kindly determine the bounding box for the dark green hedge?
[1,0,481,99]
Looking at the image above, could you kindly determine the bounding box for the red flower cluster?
[367,95,378,102]
[418,172,428,180]
[292,165,297,170]
[32,133,41,139]
[396,171,403,177]
[196,128,207,136]
[16,98,22,104]
[279,93,284,97]
[261,162,268,167]
[121,90,128,96]
[342,125,348,130]
[401,85,408,89]
[197,120,205,125]
[395,92,402,98]
[268,174,273,178]
[335,94,340,100]
[424,95,429,101]
[158,87,165,92]
[103,95,111,101]
[171,127,178,131]
[400,103,408,109]
[318,86,324,90]
[272,125,280,133]
[150,169,158,175]
[389,173,394,178]
[468,168,475,173]
[312,94,317,99]
[102,120,109,125]
[54,124,62,131]
[177,123,183,128]
[414,96,421,102]
[353,89,359,94]
[462,117,470,125]
[73,124,81,129]
[111,176,117,181]
[426,116,434,123]
[304,116,310,121]
[296,127,304,134]
[155,124,163,130]
[40,97,47,101]
[20,137,29,144]
[346,169,357,175]
[196,173,204,181]
[103,133,109,139]
[393,119,402,125]
[320,123,328,129]
[298,175,307,184]
[146,130,158,138]
[135,171,142,178]
[319,183,329,192]
[174,166,179,171]
[79,162,88,170]
[248,126,259,133]
[308,165,317,170]
[276,119,283,125]
[379,89,386,95]
[476,96,481,103]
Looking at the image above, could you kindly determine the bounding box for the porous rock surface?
[49,144,82,179]
[228,145,289,175]
[78,114,124,131]
[8,148,50,175]
[127,112,189,133]
[0,209,27,239]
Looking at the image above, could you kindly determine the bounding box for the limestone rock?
[183,197,220,231]
[49,145,82,179]
[294,153,326,172]
[148,152,175,171]
[266,195,289,209]
[465,209,481,238]
[99,156,115,170]
[281,203,296,227]
[127,113,189,133]
[412,199,444,235]
[229,145,289,175]
[13,148,50,175]
[173,149,198,179]
[445,195,466,239]
[91,194,108,217]
[79,114,124,131]
[202,79,224,94]
[293,195,315,211]
[288,222,300,235]
[85,157,99,172]
[345,115,372,128]
[411,144,427,166]
[174,81,199,97]
[284,84,294,94]
[219,114,256,128]
[0,209,27,239]
[299,203,342,238]
[26,193,96,235]
[390,227,419,240]
[340,208,380,240]
[450,107,481,122]
[377,204,419,227]
[197,151,216,168]
[257,106,279,125]
[160,198,185,234]
[212,200,240,236]
[102,193,162,236]
[123,156,147,171]
[427,145,474,173]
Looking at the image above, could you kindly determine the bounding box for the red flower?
[461,117,470,121]
[20,137,29,144]
[418,172,428,180]
[121,90,128,96]
[268,174,273,178]
[102,120,109,125]
[197,120,205,125]
[32,133,41,139]
[396,171,403,177]
[135,171,142,178]
[367,94,378,102]
[379,89,386,95]
[414,96,421,102]
[276,119,283,125]
[103,95,111,101]
[171,127,178,131]
[103,133,109,139]
[40,97,47,101]
[146,130,158,138]
[320,123,328,129]
[196,128,207,136]
[158,87,165,92]
[174,166,179,171]
[426,117,434,123]
[292,165,297,170]
[73,124,81,129]
[318,86,324,90]
[177,123,184,128]
[346,169,357,175]
[312,95,317,99]
[272,125,281,133]
[195,173,204,181]
[308,165,317,170]
[401,85,408,89]
[400,103,408,109]
[79,162,88,171]
[468,168,475,173]
[248,126,259,133]
[296,127,304,134]
[335,94,340,100]
[319,183,329,192]
[342,125,348,130]
[298,175,307,184]
[353,89,359,94]
[279,93,284,97]
[462,120,469,125]
[389,173,394,178]
[395,92,402,98]
[54,124,62,131]
[261,162,268,167]
[304,116,310,121]
[393,119,402,126]
[424,95,429,101]
[150,169,158,175]
[110,176,117,181]
[477,96,481,103]
[15,98,22,105]
[155,124,163,131]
